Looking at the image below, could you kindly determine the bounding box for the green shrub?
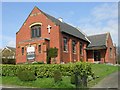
[17,69,36,81]
[71,63,92,88]
[71,73,75,84]
[47,47,58,58]
[47,47,58,64]
[80,58,83,62]
[54,70,62,83]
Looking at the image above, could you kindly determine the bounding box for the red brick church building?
[16,7,116,64]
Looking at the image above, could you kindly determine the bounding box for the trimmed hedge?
[1,62,93,78]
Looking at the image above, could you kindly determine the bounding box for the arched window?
[31,25,41,38]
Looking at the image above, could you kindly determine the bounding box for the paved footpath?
[92,71,119,89]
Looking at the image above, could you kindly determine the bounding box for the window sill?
[73,52,76,54]
[31,37,41,38]
[63,51,68,53]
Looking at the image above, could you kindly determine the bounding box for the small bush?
[71,73,75,84]
[17,69,36,81]
[54,70,62,83]
[80,58,83,62]
[47,47,58,64]
[47,47,58,58]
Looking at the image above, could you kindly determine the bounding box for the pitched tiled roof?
[40,9,89,42]
[6,46,16,52]
[17,7,89,42]
[86,33,108,50]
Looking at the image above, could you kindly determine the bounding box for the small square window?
[110,48,112,58]
[22,47,24,55]
[38,45,41,53]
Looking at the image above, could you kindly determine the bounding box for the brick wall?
[87,50,94,63]
[105,33,116,64]
[61,33,88,63]
[16,7,61,64]
[16,7,96,64]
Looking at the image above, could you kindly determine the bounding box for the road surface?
[92,71,119,89]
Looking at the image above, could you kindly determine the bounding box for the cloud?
[92,3,118,21]
[79,3,118,45]
[7,40,16,47]
[0,35,3,49]
[2,35,16,48]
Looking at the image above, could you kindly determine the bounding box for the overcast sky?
[1,2,118,48]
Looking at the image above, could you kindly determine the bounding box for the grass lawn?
[0,76,75,88]
[1,63,119,88]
